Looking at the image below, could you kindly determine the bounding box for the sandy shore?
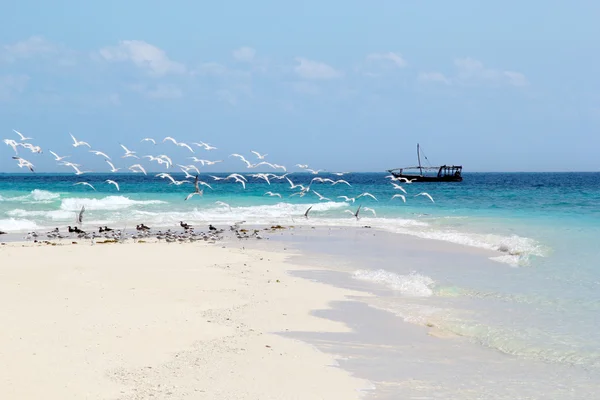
[0,238,369,399]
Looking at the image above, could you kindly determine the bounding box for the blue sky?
[1,0,599,173]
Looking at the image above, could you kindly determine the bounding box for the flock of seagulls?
[2,129,438,232]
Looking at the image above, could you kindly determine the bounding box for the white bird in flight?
[357,192,378,201]
[70,133,91,148]
[49,151,69,161]
[312,190,331,201]
[177,142,194,153]
[391,183,407,194]
[105,160,120,172]
[391,194,406,203]
[337,195,356,203]
[415,192,435,203]
[344,205,361,220]
[251,150,268,160]
[129,164,147,175]
[74,182,96,191]
[141,138,156,145]
[105,180,120,191]
[215,201,231,211]
[3,139,20,154]
[12,156,34,172]
[89,150,111,160]
[264,191,282,198]
[120,144,139,159]
[13,129,32,141]
[363,207,376,217]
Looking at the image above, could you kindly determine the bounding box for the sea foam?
[353,269,435,297]
[60,196,166,211]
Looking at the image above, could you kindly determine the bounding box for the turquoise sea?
[1,171,600,376]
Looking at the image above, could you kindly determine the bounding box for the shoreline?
[2,225,597,398]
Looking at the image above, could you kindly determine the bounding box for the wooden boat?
[387,144,463,182]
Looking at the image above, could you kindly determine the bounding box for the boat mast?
[417,143,423,176]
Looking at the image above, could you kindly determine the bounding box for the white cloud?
[367,52,407,68]
[294,57,342,80]
[418,72,451,85]
[232,46,256,62]
[454,57,528,87]
[2,36,57,61]
[0,74,30,100]
[98,40,186,76]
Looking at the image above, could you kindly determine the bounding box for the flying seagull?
[303,206,313,219]
[344,205,362,220]
[415,192,435,203]
[185,175,204,201]
[77,205,85,224]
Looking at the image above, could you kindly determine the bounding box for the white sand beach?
[0,239,369,399]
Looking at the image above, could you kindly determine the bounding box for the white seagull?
[312,190,331,201]
[363,207,377,217]
[357,192,378,201]
[344,205,361,220]
[3,139,21,154]
[264,191,282,198]
[13,129,33,141]
[391,194,406,202]
[49,151,69,161]
[251,150,268,160]
[215,201,232,211]
[128,164,147,175]
[120,144,139,159]
[391,183,407,194]
[177,142,194,153]
[89,150,111,160]
[415,192,435,203]
[74,182,96,191]
[337,195,356,203]
[105,159,120,172]
[141,138,156,145]
[105,180,120,191]
[12,156,34,172]
[70,133,91,148]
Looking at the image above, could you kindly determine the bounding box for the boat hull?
[388,172,463,182]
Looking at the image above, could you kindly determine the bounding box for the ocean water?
[1,171,600,376]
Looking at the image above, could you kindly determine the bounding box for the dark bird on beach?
[136,224,150,231]
[0,231,6,235]
[68,226,84,234]
[304,206,313,219]
[209,224,217,231]
[180,221,192,230]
